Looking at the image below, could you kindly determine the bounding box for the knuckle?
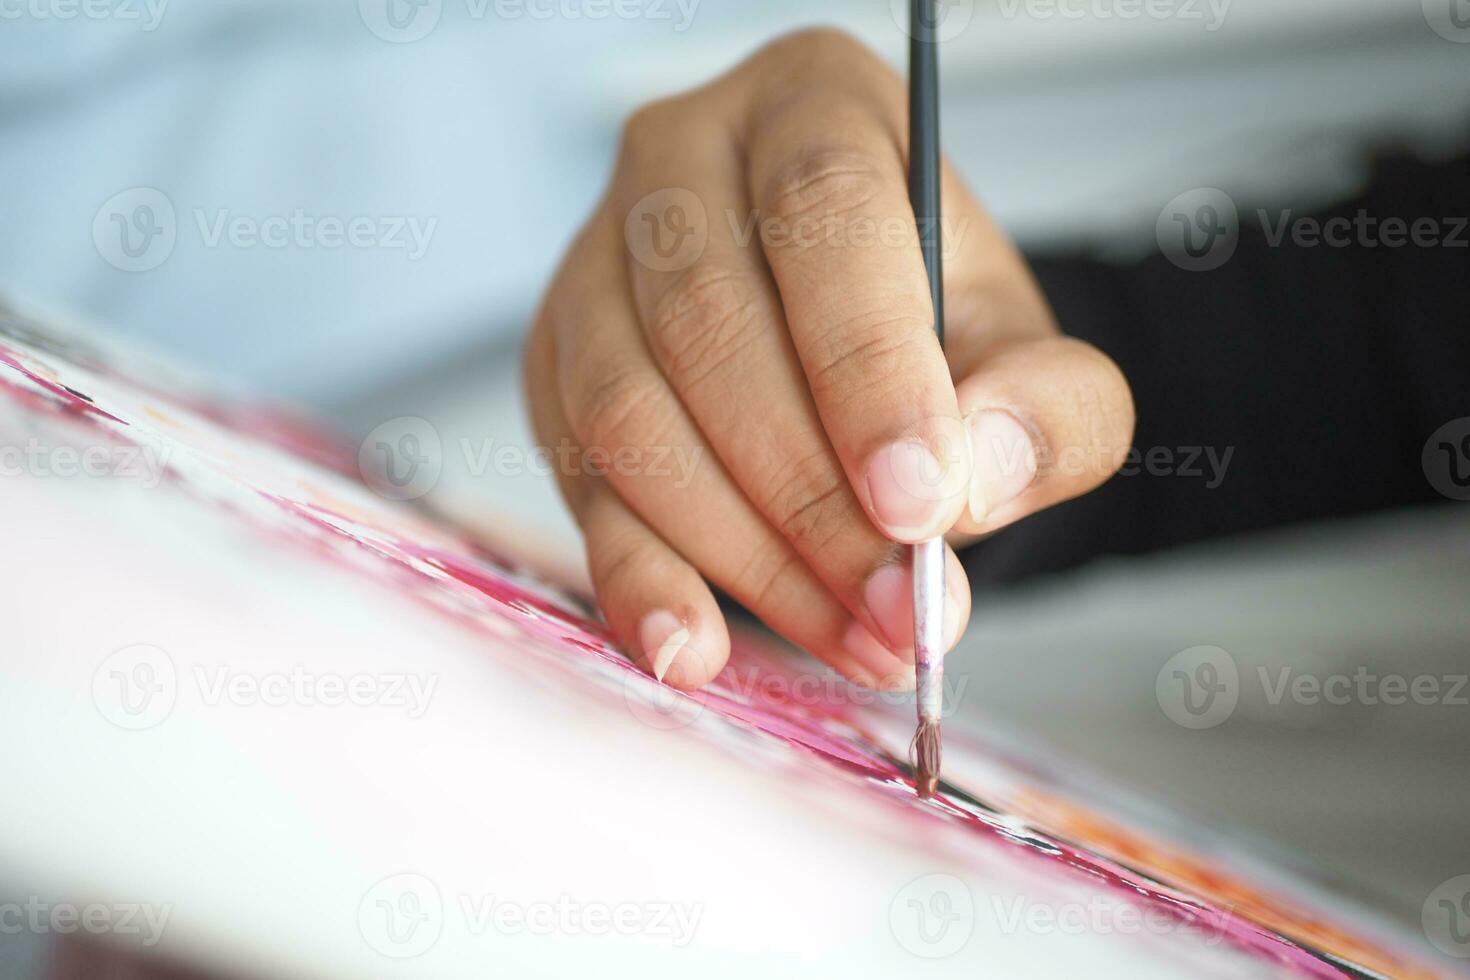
[759,451,851,555]
[1069,340,1136,446]
[760,27,872,72]
[1048,339,1135,484]
[735,541,806,616]
[592,523,666,594]
[807,312,935,402]
[647,262,763,386]
[570,362,666,451]
[616,98,689,167]
[763,148,887,228]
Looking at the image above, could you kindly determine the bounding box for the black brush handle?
[909,0,943,347]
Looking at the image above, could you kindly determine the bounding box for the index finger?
[739,30,972,544]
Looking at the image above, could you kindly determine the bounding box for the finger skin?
[523,27,1134,688]
[542,211,913,688]
[614,96,959,657]
[523,311,729,690]
[949,335,1136,537]
[739,31,973,544]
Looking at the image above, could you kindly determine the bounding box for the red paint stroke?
[0,327,1439,979]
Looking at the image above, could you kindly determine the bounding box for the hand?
[524,29,1133,691]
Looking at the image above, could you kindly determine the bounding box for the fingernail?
[943,589,962,652]
[967,410,1037,524]
[865,439,959,540]
[880,664,918,693]
[844,620,916,689]
[863,563,913,654]
[639,610,690,683]
[865,559,968,656]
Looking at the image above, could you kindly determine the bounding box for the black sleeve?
[962,147,1470,587]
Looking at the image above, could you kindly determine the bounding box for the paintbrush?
[908,0,945,799]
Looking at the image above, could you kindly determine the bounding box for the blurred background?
[3,0,1469,973]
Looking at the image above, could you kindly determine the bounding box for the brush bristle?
[912,720,942,799]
